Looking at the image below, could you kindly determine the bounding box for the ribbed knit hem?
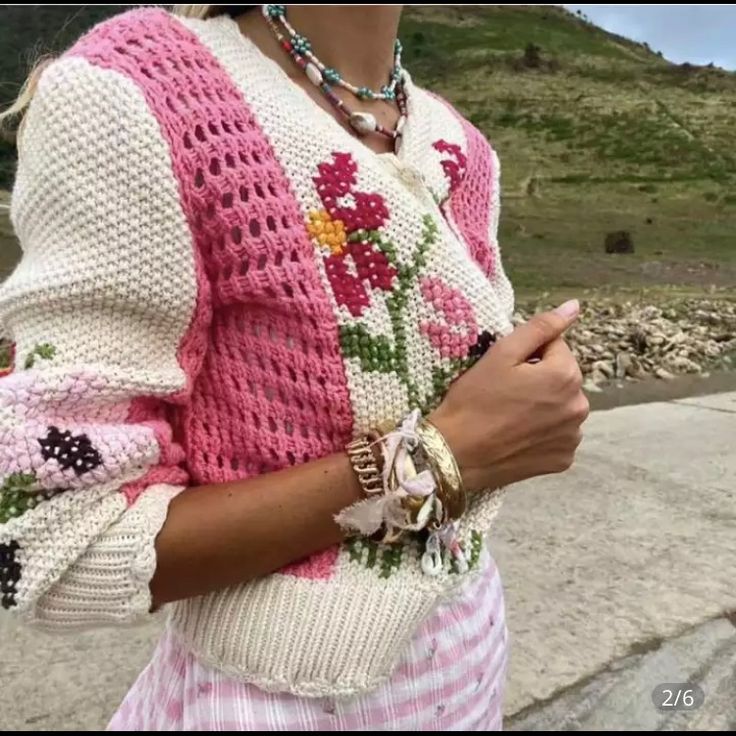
[29,484,183,628]
[168,559,491,698]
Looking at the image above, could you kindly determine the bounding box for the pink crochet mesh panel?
[69,9,354,494]
[432,98,498,280]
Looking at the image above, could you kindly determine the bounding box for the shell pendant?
[348,111,378,136]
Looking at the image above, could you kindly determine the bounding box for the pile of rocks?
[515,298,736,392]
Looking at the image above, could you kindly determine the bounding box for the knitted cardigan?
[0,9,514,696]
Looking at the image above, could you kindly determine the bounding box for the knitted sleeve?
[0,56,206,627]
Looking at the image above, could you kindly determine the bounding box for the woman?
[0,4,588,730]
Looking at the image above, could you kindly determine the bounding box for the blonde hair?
[0,56,53,134]
[0,5,223,133]
[174,5,218,19]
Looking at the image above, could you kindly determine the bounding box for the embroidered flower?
[311,153,397,317]
[420,277,478,359]
[0,540,21,609]
[433,139,467,193]
[38,427,102,476]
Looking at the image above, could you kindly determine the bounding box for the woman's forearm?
[150,452,362,607]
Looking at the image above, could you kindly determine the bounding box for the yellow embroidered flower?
[307,209,347,255]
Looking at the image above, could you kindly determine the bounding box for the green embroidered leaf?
[469,530,484,569]
[0,472,39,524]
[339,324,397,374]
[2,473,36,493]
[421,359,467,415]
[0,341,12,372]
[379,544,403,579]
[24,343,56,369]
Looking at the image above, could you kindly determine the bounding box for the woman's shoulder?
[25,7,229,150]
[65,6,184,59]
[28,8,177,108]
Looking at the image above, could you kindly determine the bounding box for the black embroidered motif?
[468,330,497,360]
[0,540,21,610]
[38,427,102,476]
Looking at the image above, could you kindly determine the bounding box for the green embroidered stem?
[365,539,379,568]
[385,287,420,406]
[420,335,492,414]
[340,216,439,407]
[358,216,439,408]
[347,216,487,415]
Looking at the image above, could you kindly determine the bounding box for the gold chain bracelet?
[345,435,383,497]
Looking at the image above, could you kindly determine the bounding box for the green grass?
[500,180,736,297]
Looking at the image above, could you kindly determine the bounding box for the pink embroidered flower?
[420,277,478,359]
[433,140,467,193]
[312,153,397,317]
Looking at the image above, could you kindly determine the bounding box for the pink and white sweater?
[0,9,514,697]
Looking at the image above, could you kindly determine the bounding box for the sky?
[564,5,736,70]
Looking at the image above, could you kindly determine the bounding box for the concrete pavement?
[496,390,736,729]
[1,392,734,730]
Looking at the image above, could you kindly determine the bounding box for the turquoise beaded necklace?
[262,5,408,147]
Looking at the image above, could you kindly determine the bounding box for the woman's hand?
[430,300,589,494]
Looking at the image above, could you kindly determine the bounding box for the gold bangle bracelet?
[414,419,467,521]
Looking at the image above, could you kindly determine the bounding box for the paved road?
[1,392,734,730]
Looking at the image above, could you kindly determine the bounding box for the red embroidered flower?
[433,139,467,193]
[311,153,397,317]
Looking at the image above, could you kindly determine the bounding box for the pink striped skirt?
[109,554,508,731]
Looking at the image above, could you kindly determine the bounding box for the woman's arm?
[151,452,360,606]
[151,300,585,607]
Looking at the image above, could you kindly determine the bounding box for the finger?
[537,335,575,362]
[494,300,579,364]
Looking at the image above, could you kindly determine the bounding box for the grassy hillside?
[1,5,735,295]
[400,5,736,295]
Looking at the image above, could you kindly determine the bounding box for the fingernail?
[554,299,579,319]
